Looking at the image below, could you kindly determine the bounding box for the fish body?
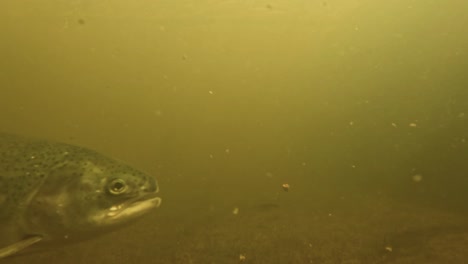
[0,133,161,258]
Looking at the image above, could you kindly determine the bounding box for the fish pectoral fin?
[0,236,42,258]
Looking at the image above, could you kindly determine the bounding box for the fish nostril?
[142,178,158,193]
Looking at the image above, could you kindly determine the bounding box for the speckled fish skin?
[0,133,161,258]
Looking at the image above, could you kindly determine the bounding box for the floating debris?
[385,246,393,252]
[239,254,246,261]
[412,174,423,182]
[232,207,239,215]
[282,183,290,192]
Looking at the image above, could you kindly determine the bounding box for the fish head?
[25,157,162,242]
[82,161,162,226]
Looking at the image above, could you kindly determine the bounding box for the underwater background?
[1,0,468,263]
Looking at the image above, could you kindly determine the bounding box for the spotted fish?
[0,133,162,258]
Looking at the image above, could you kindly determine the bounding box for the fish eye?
[108,179,127,195]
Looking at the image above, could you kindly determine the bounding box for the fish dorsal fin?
[0,236,42,259]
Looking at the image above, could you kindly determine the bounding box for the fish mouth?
[106,193,162,220]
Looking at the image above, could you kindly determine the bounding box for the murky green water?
[1,0,468,263]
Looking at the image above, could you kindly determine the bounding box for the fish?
[0,133,162,258]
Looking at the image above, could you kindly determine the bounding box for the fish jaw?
[92,193,162,226]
